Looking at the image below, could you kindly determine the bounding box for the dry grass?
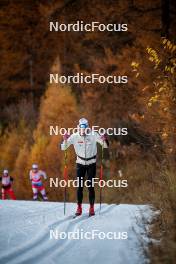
[104,150,176,263]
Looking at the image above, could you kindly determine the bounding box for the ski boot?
[89,204,95,216]
[75,203,82,216]
[43,195,48,201]
[33,194,38,201]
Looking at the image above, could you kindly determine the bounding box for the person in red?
[0,169,16,200]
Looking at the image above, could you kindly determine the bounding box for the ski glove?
[101,134,108,141]
[63,132,70,141]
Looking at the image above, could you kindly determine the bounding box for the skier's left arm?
[41,171,47,180]
[10,177,14,185]
[95,132,109,148]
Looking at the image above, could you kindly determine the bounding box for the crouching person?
[29,164,48,201]
[0,169,16,200]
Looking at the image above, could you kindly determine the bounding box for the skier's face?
[79,124,88,136]
[32,168,38,173]
[79,127,86,136]
[3,173,8,177]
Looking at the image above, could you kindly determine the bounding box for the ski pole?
[63,139,68,215]
[99,141,104,214]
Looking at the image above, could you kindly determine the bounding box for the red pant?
[2,187,16,200]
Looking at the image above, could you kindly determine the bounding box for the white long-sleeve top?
[61,131,108,165]
[29,170,47,185]
[0,176,13,187]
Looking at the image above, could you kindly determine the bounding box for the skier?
[61,118,109,216]
[29,164,48,201]
[0,169,16,200]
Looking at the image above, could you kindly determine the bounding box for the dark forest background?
[0,1,176,262]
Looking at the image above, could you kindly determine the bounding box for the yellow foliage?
[136,72,139,78]
[29,135,49,169]
[0,130,23,171]
[131,61,139,67]
[13,144,31,199]
[35,83,79,137]
[29,82,79,189]
[162,132,168,138]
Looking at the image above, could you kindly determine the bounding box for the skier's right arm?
[60,134,74,151]
[41,171,47,180]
